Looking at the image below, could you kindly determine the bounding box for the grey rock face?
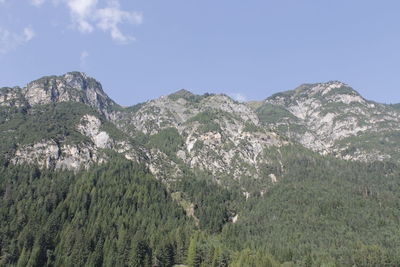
[112,91,285,181]
[77,114,111,149]
[114,93,259,135]
[4,73,400,187]
[0,87,26,107]
[260,81,400,160]
[11,140,107,170]
[23,72,116,117]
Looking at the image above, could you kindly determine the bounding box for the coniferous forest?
[2,149,400,266]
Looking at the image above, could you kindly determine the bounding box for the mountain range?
[1,72,400,266]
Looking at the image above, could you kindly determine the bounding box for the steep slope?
[3,73,400,188]
[0,101,145,170]
[255,81,400,161]
[113,89,286,188]
[3,73,400,185]
[24,72,117,118]
[0,73,286,190]
[0,73,144,170]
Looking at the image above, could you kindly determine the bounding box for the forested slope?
[222,145,400,266]
[0,159,194,266]
[2,72,400,266]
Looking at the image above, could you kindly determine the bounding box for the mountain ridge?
[1,72,400,179]
[3,71,394,109]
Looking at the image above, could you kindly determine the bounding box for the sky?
[1,0,400,106]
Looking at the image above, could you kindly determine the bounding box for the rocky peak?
[24,72,116,117]
[258,81,400,161]
[168,89,196,100]
[201,94,259,125]
[116,90,259,135]
[267,81,365,106]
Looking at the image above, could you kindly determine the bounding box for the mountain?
[4,73,399,175]
[112,89,285,189]
[254,81,400,161]
[1,72,400,266]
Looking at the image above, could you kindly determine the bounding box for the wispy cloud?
[96,1,142,43]
[230,93,247,102]
[31,0,46,6]
[0,26,35,54]
[29,0,142,43]
[67,0,97,33]
[80,50,89,68]
[65,0,142,43]
[23,26,36,41]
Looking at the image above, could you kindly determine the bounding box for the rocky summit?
[1,73,399,181]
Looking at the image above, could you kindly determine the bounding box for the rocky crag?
[1,72,399,192]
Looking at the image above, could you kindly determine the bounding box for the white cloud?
[65,0,142,43]
[67,0,97,33]
[96,2,142,43]
[0,0,6,4]
[23,26,35,41]
[25,0,142,43]
[67,0,97,17]
[80,50,89,68]
[230,93,247,102]
[0,26,35,54]
[31,0,46,6]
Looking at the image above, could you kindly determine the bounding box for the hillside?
[255,81,400,161]
[1,72,400,266]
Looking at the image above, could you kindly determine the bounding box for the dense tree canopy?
[2,146,400,266]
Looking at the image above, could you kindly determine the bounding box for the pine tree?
[187,235,200,267]
[16,247,29,267]
[210,246,221,267]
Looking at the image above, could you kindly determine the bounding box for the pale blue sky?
[0,0,399,105]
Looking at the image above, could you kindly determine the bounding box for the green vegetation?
[390,103,400,110]
[0,103,97,156]
[3,77,400,266]
[187,110,219,124]
[123,102,146,113]
[336,130,400,161]
[187,111,222,133]
[222,145,400,266]
[147,127,185,158]
[0,156,278,267]
[168,90,213,103]
[0,159,194,267]
[174,176,239,234]
[187,110,239,134]
[242,122,264,133]
[256,103,298,124]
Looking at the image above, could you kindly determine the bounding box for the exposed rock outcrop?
[26,72,116,117]
[3,73,400,188]
[258,81,400,161]
[11,140,107,170]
